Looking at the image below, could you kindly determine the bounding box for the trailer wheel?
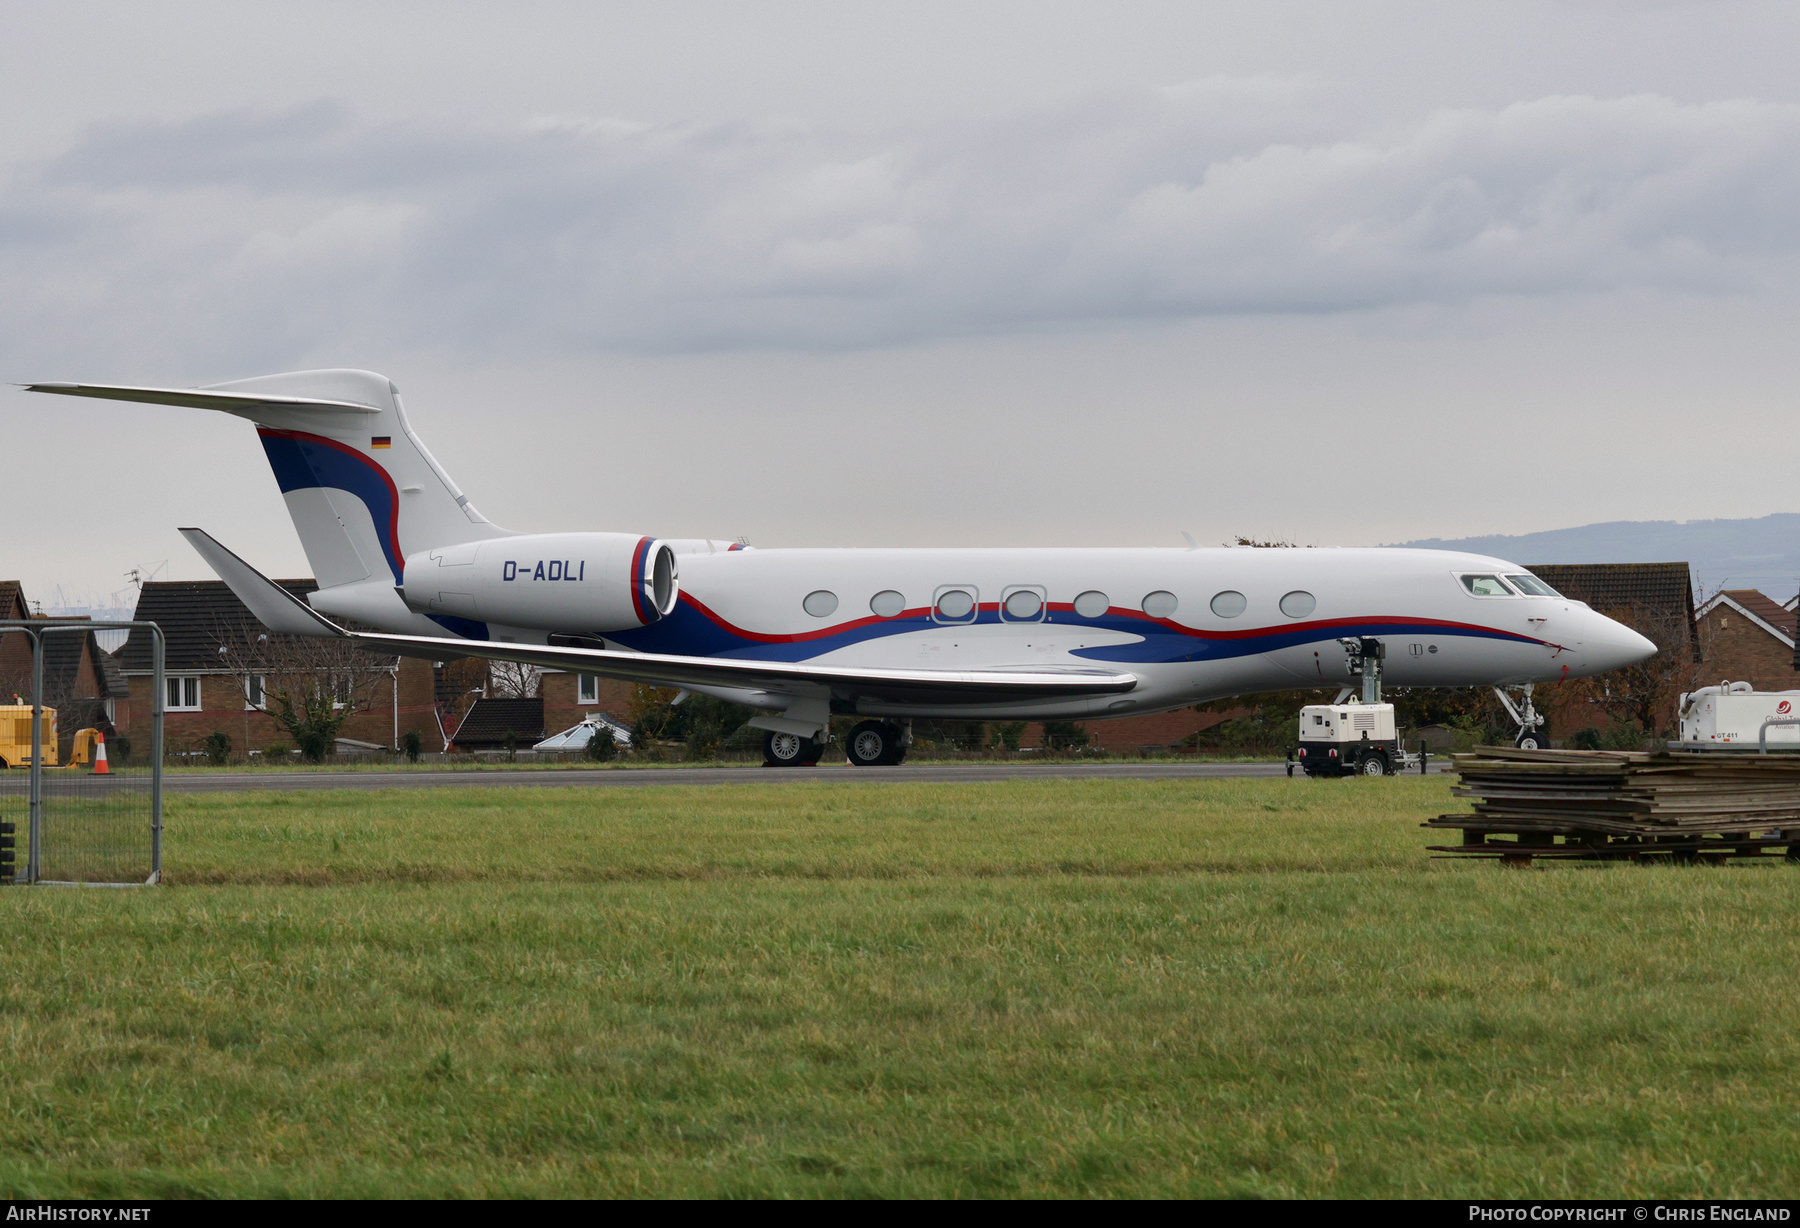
[1359,753,1389,777]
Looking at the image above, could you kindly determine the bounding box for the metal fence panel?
[0,621,161,886]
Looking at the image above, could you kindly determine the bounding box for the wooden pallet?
[1429,746,1800,864]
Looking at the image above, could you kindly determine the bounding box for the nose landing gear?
[1494,685,1549,749]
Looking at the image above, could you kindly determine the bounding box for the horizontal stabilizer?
[179,528,343,637]
[22,382,380,415]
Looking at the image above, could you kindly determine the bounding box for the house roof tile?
[118,579,319,674]
[449,697,545,749]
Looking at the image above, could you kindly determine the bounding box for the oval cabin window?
[935,589,976,621]
[869,590,905,618]
[1142,591,1178,618]
[1279,590,1316,619]
[802,590,839,618]
[1210,590,1247,618]
[1003,589,1043,620]
[1072,590,1110,619]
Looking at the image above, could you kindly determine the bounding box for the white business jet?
[26,370,1656,766]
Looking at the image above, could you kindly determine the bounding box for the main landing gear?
[761,720,910,767]
[845,720,908,767]
[762,730,826,767]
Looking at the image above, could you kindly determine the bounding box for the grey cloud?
[6,87,1800,372]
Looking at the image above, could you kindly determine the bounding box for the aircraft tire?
[1515,730,1546,750]
[763,730,812,767]
[847,721,895,767]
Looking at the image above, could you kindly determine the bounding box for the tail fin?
[206,369,509,589]
[27,369,510,590]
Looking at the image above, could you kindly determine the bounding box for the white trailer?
[1677,682,1800,749]
[1286,636,1431,776]
[1293,701,1404,776]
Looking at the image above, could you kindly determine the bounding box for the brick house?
[0,581,32,699]
[1693,589,1797,693]
[0,583,127,759]
[537,670,636,742]
[115,580,440,756]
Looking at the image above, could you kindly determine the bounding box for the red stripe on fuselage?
[678,594,1542,648]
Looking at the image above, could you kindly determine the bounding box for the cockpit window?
[1505,574,1561,598]
[1460,574,1516,597]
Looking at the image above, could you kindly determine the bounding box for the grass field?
[3,775,1799,1198]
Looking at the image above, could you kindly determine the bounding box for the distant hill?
[1394,514,1800,603]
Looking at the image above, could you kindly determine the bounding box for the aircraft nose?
[1587,615,1658,672]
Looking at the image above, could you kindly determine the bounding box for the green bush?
[400,729,423,763]
[203,731,233,766]
[261,742,291,761]
[584,729,619,762]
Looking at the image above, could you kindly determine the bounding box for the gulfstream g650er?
[26,369,1656,765]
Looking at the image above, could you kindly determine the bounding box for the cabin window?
[166,676,200,711]
[1279,591,1316,619]
[1210,591,1247,618]
[577,674,599,704]
[244,675,266,710]
[870,590,905,618]
[803,590,839,618]
[934,587,977,623]
[1001,588,1045,622]
[1506,574,1560,597]
[1072,590,1110,619]
[1460,574,1515,597]
[1142,591,1178,618]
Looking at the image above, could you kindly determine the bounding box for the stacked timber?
[1427,746,1800,861]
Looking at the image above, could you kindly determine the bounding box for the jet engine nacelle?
[402,532,678,632]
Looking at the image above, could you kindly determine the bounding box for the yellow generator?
[0,705,104,769]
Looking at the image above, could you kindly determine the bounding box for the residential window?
[245,675,265,710]
[166,676,200,711]
[577,673,599,704]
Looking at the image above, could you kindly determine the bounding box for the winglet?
[178,528,345,638]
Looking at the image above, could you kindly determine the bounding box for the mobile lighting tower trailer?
[1289,637,1429,778]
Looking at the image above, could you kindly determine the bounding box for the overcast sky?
[5,1,1799,608]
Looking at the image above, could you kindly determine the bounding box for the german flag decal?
[371,436,392,449]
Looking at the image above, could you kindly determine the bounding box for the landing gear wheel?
[1515,729,1546,750]
[763,730,822,767]
[1359,753,1389,777]
[846,720,905,766]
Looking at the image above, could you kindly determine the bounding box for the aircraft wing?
[179,528,1139,706]
[23,381,380,415]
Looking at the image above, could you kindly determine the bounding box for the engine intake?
[402,532,678,632]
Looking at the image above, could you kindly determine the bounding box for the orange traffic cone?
[92,732,109,775]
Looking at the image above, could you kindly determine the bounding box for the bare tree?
[485,660,541,699]
[213,617,397,761]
